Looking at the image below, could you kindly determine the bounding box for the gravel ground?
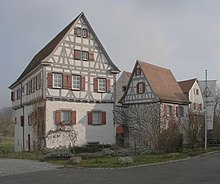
[0,159,58,177]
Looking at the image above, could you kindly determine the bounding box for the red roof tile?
[178,78,197,93]
[138,61,189,104]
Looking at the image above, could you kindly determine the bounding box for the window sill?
[90,124,103,126]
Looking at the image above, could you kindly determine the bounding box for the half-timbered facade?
[119,61,190,147]
[9,12,120,152]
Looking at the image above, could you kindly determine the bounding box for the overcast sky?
[1,0,220,108]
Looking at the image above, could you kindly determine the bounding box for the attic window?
[135,68,141,75]
[76,27,81,37]
[82,29,88,38]
[136,82,145,94]
[82,51,89,60]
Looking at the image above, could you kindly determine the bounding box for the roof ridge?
[137,60,170,72]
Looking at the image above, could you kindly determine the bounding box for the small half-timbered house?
[9,12,120,151]
[118,60,190,147]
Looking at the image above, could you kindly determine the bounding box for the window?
[17,88,21,100]
[135,68,141,75]
[55,110,76,125]
[72,75,81,90]
[92,111,102,125]
[82,51,89,60]
[194,88,199,95]
[26,83,28,95]
[76,27,81,37]
[53,73,62,88]
[137,82,145,94]
[88,111,106,125]
[98,78,106,92]
[122,85,127,92]
[20,116,24,127]
[61,111,71,125]
[199,104,202,111]
[176,106,184,117]
[193,103,196,110]
[167,105,173,117]
[82,29,88,38]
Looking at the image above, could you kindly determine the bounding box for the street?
[0,152,220,184]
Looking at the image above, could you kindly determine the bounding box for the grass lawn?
[1,137,220,168]
[0,137,14,154]
[0,137,43,160]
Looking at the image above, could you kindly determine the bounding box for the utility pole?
[205,70,208,150]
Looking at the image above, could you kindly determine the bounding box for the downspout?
[42,67,46,148]
[20,83,25,151]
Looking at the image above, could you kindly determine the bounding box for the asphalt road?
[0,152,220,184]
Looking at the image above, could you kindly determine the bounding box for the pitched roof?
[138,61,189,104]
[178,78,197,93]
[9,12,120,88]
[124,71,132,78]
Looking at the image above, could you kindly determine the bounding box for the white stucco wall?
[45,101,115,148]
[189,81,204,112]
[14,104,36,152]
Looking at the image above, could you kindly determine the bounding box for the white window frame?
[61,111,71,125]
[53,73,62,88]
[92,111,102,125]
[135,68,141,75]
[76,27,81,37]
[72,75,81,90]
[98,78,106,92]
[82,29,88,38]
[82,51,89,61]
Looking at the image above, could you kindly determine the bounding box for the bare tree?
[0,107,14,137]
[209,86,220,141]
[27,100,46,151]
[45,125,78,151]
[113,103,164,149]
[182,112,203,148]
[114,103,184,152]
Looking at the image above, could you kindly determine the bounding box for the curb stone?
[60,150,220,170]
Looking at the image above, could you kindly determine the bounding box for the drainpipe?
[20,83,25,151]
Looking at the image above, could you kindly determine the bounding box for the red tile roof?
[178,78,197,93]
[138,61,189,104]
[124,71,132,78]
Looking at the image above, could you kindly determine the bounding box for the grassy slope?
[1,137,220,167]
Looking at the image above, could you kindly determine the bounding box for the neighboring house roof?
[9,12,120,89]
[178,78,197,93]
[124,71,132,78]
[121,60,189,104]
